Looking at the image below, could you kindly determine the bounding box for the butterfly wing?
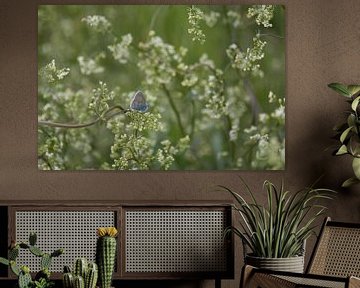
[130,91,149,112]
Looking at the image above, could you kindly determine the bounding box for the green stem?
[38,105,128,129]
[162,84,186,137]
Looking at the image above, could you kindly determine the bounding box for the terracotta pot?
[245,254,304,273]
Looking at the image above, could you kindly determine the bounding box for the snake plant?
[221,178,335,258]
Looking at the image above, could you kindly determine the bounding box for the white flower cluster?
[108,34,133,64]
[88,81,115,117]
[240,91,285,169]
[77,55,104,75]
[202,74,226,119]
[203,11,221,27]
[81,15,111,33]
[138,31,185,87]
[247,5,274,28]
[226,10,243,28]
[226,36,266,75]
[40,59,70,83]
[187,6,206,44]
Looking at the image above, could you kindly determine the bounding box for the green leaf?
[0,257,9,266]
[328,83,351,97]
[348,85,360,96]
[342,177,360,188]
[340,126,353,143]
[336,144,348,155]
[352,157,360,179]
[352,96,360,111]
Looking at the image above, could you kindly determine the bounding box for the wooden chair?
[241,217,360,288]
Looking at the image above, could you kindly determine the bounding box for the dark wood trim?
[0,200,233,207]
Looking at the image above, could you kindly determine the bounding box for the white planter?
[245,254,305,273]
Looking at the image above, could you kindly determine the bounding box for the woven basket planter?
[245,254,305,273]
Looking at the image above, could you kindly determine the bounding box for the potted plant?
[221,179,334,273]
[0,232,63,288]
[328,82,360,187]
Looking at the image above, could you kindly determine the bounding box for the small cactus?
[96,227,118,288]
[74,275,85,288]
[29,232,37,246]
[63,259,98,288]
[0,232,63,288]
[63,272,74,288]
[41,253,52,269]
[29,245,44,257]
[74,258,88,279]
[85,262,98,288]
[18,268,32,288]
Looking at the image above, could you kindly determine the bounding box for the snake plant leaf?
[351,96,360,111]
[348,85,360,96]
[328,83,351,97]
[342,177,360,188]
[336,145,348,155]
[340,126,353,143]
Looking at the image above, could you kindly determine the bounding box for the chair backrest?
[307,217,360,277]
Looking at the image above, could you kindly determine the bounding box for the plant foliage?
[221,179,334,258]
[329,83,360,187]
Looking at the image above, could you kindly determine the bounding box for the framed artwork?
[38,5,285,170]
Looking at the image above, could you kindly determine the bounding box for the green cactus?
[96,229,117,288]
[29,245,44,257]
[10,260,20,276]
[63,259,98,288]
[9,246,19,260]
[0,232,63,288]
[63,271,74,288]
[74,258,88,279]
[73,275,85,288]
[51,248,64,257]
[41,253,52,269]
[18,269,32,288]
[85,262,98,288]
[29,232,37,246]
[35,268,51,282]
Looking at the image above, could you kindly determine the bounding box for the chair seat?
[241,218,360,288]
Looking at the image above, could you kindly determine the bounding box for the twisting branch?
[38,105,129,129]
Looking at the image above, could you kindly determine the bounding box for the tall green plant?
[328,83,360,187]
[221,179,334,258]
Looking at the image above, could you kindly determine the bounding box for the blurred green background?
[38,5,285,170]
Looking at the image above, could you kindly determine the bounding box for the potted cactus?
[0,232,63,288]
[62,258,98,288]
[96,227,118,288]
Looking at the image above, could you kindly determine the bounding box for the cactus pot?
[245,254,304,273]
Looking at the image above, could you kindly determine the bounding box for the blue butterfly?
[130,91,149,112]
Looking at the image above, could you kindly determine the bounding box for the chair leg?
[240,265,255,288]
[240,265,296,288]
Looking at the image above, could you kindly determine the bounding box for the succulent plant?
[62,259,98,288]
[0,232,63,288]
[96,227,118,288]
